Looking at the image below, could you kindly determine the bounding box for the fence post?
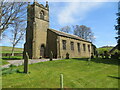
[60,74,63,89]
[88,58,91,65]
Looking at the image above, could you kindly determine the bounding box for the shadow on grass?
[16,70,31,74]
[2,65,30,75]
[108,76,120,79]
[2,56,23,60]
[72,58,120,66]
[2,58,22,60]
[2,69,30,75]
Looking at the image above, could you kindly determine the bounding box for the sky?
[0,1,118,48]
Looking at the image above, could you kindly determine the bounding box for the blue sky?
[49,2,118,48]
[0,1,118,48]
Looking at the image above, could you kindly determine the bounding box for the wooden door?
[40,46,45,58]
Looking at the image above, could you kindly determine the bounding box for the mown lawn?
[2,58,119,88]
[2,60,9,65]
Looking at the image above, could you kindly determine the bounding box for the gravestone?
[24,52,29,73]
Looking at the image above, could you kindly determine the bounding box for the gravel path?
[2,58,62,68]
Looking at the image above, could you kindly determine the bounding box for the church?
[24,1,96,59]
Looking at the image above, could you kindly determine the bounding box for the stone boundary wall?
[2,53,23,56]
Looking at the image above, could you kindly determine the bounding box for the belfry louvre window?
[83,44,86,52]
[40,10,44,20]
[77,43,80,52]
[62,40,66,50]
[71,42,74,50]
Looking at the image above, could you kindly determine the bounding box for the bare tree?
[0,1,28,56]
[60,26,71,33]
[0,1,27,37]
[73,25,95,42]
[9,18,26,56]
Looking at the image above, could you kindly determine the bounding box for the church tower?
[24,1,49,59]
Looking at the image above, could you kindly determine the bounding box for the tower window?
[40,10,44,20]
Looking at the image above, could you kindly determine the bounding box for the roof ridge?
[48,28,91,43]
[49,28,83,38]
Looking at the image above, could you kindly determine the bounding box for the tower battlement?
[32,1,49,11]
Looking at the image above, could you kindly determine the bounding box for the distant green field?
[2,58,119,88]
[0,46,23,53]
[1,46,23,65]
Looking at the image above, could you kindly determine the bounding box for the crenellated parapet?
[33,0,49,11]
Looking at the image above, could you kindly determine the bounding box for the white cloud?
[57,2,104,26]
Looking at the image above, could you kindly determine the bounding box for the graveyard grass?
[2,60,9,65]
[2,58,119,88]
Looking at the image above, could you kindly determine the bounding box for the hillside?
[0,46,23,53]
[97,46,119,54]
[97,47,112,54]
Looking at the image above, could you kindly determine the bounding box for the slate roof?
[48,28,91,43]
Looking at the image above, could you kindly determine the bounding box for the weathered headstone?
[66,52,69,59]
[24,52,29,73]
[91,53,94,59]
[104,51,109,59]
[50,51,53,61]
[114,52,119,59]
[100,53,104,59]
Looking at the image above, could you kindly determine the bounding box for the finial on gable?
[28,2,30,5]
[34,0,36,2]
[46,1,49,8]
[33,0,37,4]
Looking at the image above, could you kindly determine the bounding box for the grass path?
[2,59,62,68]
[2,58,119,88]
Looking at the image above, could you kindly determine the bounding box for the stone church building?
[24,1,96,59]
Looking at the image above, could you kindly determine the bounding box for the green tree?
[115,1,120,50]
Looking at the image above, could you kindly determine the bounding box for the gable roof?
[48,28,91,43]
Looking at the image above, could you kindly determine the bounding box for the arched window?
[40,10,44,20]
[40,44,45,58]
